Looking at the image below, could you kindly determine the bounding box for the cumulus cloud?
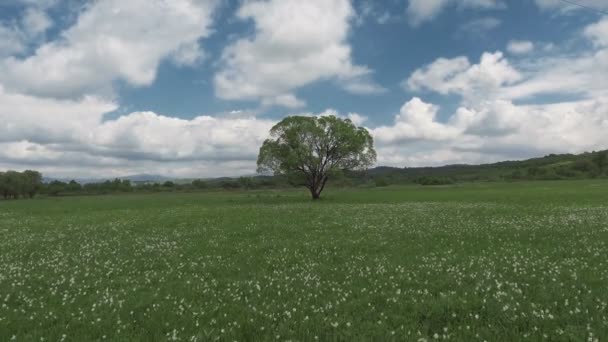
[0,83,276,177]
[0,0,217,99]
[2,3,608,177]
[406,52,521,104]
[501,50,608,100]
[384,16,608,167]
[370,97,608,168]
[407,0,505,26]
[0,90,379,178]
[214,0,383,108]
[373,98,459,144]
[347,113,368,126]
[0,84,117,144]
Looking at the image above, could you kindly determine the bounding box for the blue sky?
[0,0,607,178]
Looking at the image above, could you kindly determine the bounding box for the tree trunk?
[308,175,329,200]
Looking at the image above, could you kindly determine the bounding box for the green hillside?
[347,150,608,186]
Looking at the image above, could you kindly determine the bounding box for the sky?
[0,0,607,178]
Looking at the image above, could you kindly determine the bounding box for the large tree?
[257,115,376,200]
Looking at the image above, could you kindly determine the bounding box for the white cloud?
[0,82,276,178]
[534,0,608,13]
[21,7,53,36]
[214,0,383,108]
[407,0,505,26]
[261,94,306,109]
[407,0,450,26]
[373,98,459,144]
[385,16,608,167]
[91,112,274,163]
[0,3,60,58]
[406,52,521,105]
[460,17,502,34]
[585,17,608,48]
[501,49,608,101]
[0,0,217,99]
[170,41,206,67]
[347,113,368,126]
[341,79,387,95]
[356,1,395,25]
[2,5,608,177]
[370,97,608,168]
[0,84,117,144]
[0,91,378,178]
[507,40,535,55]
[0,24,25,57]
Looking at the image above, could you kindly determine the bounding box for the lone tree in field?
[257,115,376,200]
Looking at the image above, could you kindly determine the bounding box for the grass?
[1,180,607,341]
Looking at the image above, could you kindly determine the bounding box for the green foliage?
[220,180,242,190]
[593,151,607,172]
[0,170,42,199]
[47,180,67,196]
[374,177,390,187]
[191,179,208,189]
[67,180,83,192]
[43,178,134,196]
[238,177,254,190]
[257,115,376,199]
[572,159,594,172]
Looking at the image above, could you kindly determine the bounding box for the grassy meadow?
[1,180,607,341]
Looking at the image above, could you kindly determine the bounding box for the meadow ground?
[1,180,607,341]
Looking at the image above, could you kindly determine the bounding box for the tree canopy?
[0,170,42,199]
[257,115,376,199]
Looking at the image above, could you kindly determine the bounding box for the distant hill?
[354,150,608,185]
[120,174,171,183]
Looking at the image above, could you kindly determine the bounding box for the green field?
[1,181,607,341]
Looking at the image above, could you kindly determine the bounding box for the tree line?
[0,175,292,199]
[0,170,43,199]
[43,177,287,196]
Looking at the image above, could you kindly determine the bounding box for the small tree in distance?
[257,115,376,200]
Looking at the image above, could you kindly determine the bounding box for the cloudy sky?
[0,0,607,178]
